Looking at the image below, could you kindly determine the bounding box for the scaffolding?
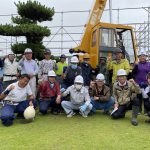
[0,6,149,56]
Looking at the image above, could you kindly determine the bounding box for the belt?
[4,100,19,105]
[3,74,16,77]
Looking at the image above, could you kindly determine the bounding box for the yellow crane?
[70,0,137,68]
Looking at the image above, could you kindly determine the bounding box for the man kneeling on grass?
[111,69,141,126]
[89,73,114,115]
[61,75,92,117]
[38,70,61,115]
[0,74,36,126]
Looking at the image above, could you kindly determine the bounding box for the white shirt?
[142,86,150,99]
[3,58,19,81]
[63,85,90,105]
[4,81,32,103]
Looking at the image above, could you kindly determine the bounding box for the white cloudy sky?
[0,0,149,55]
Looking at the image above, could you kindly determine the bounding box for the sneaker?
[67,111,75,118]
[79,111,88,118]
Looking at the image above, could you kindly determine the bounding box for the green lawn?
[0,111,150,150]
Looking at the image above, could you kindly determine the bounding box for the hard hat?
[60,54,66,58]
[24,48,32,54]
[137,49,147,56]
[83,53,90,59]
[48,70,56,77]
[44,48,51,54]
[24,106,35,120]
[70,56,79,63]
[96,73,105,80]
[117,69,127,76]
[74,75,84,84]
[8,51,14,55]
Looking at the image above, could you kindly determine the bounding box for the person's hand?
[79,104,87,112]
[56,96,61,104]
[129,79,136,84]
[61,73,66,79]
[22,55,26,60]
[107,56,112,62]
[94,96,99,101]
[8,85,15,91]
[114,103,118,108]
[29,101,33,106]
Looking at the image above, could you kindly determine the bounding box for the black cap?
[44,48,51,53]
[114,48,122,54]
[60,54,66,58]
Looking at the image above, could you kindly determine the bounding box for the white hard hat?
[24,48,32,53]
[24,106,35,120]
[48,70,56,77]
[117,69,127,76]
[74,75,84,84]
[96,73,105,80]
[71,56,79,63]
[8,51,14,55]
[137,49,147,56]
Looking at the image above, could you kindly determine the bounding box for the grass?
[0,111,150,150]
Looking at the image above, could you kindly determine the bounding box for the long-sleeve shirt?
[18,58,38,75]
[38,59,57,80]
[63,85,90,106]
[38,81,61,99]
[107,59,130,83]
[113,81,141,105]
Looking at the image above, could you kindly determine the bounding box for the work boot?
[131,106,139,126]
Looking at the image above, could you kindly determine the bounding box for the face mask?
[75,84,82,90]
[71,64,77,69]
[49,83,54,88]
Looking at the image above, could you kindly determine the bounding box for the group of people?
[0,47,150,127]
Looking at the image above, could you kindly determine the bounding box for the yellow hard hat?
[83,53,90,59]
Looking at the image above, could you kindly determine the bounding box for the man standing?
[61,75,92,118]
[38,70,61,115]
[18,48,38,97]
[107,49,130,84]
[3,52,20,90]
[62,56,82,88]
[111,69,141,126]
[132,49,150,114]
[0,74,35,126]
[80,53,93,87]
[55,54,68,84]
[38,48,57,82]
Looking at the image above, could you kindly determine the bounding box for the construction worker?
[18,48,39,97]
[38,70,61,115]
[80,53,93,87]
[142,72,150,123]
[0,74,35,126]
[107,49,130,84]
[111,69,141,126]
[90,73,114,115]
[38,48,57,82]
[61,75,92,118]
[132,49,150,114]
[62,56,82,88]
[96,57,109,85]
[3,52,20,90]
[55,54,68,84]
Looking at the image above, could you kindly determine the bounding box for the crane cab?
[89,22,137,68]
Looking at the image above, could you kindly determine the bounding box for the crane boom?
[79,0,107,52]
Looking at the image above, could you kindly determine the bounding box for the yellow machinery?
[70,0,137,68]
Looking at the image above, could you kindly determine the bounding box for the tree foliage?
[0,0,54,59]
